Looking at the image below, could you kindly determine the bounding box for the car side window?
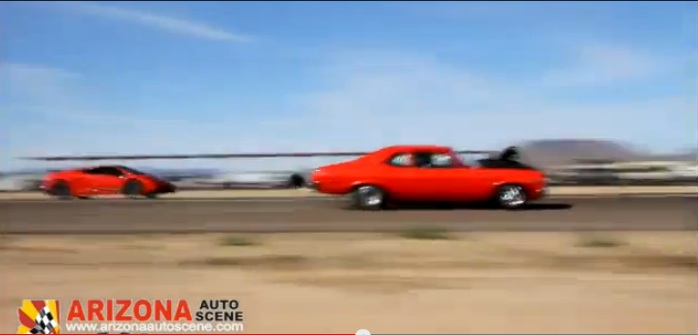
[413,152,433,168]
[83,168,103,175]
[388,153,413,167]
[413,152,454,168]
[100,167,124,177]
[84,167,123,176]
[431,153,453,168]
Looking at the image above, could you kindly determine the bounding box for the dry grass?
[398,226,453,240]
[2,232,694,276]
[1,232,695,333]
[218,235,258,247]
[576,233,626,248]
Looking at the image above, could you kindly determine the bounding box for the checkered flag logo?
[17,300,61,334]
[29,307,58,334]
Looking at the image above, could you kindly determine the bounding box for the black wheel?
[145,193,158,199]
[122,180,143,199]
[288,174,306,189]
[50,180,73,200]
[350,185,386,210]
[495,184,527,209]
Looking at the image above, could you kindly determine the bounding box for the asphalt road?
[0,196,696,234]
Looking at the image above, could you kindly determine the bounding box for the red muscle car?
[41,165,176,199]
[309,145,547,210]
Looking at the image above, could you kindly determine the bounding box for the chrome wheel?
[354,185,384,210]
[498,184,526,209]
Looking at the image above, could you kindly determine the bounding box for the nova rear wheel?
[495,184,527,209]
[351,185,386,210]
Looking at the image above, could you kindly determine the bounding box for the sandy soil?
[1,185,697,200]
[1,232,696,334]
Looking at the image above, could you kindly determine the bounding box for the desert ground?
[1,231,695,334]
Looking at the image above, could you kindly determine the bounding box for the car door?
[411,151,463,201]
[445,168,492,201]
[88,167,125,195]
[444,152,498,201]
[70,169,97,195]
[379,152,433,200]
[98,167,127,194]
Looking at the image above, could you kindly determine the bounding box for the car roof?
[83,165,118,169]
[74,165,130,172]
[378,145,452,153]
[363,145,452,162]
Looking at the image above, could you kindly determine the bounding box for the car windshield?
[116,166,146,175]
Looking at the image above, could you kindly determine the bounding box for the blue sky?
[2,1,697,171]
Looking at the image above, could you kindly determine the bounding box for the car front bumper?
[39,184,52,195]
[529,184,547,201]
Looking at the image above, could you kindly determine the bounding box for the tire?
[145,193,158,199]
[495,184,527,209]
[122,180,144,199]
[351,185,386,211]
[288,174,306,189]
[50,180,73,200]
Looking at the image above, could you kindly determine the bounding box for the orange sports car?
[309,145,548,210]
[41,165,177,199]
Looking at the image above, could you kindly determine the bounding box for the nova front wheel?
[495,184,527,209]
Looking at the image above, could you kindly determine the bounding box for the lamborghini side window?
[85,167,123,176]
[83,168,103,175]
[100,167,124,177]
[388,153,413,167]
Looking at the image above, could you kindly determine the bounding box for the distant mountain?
[515,139,648,167]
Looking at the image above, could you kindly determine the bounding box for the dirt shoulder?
[1,232,695,333]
